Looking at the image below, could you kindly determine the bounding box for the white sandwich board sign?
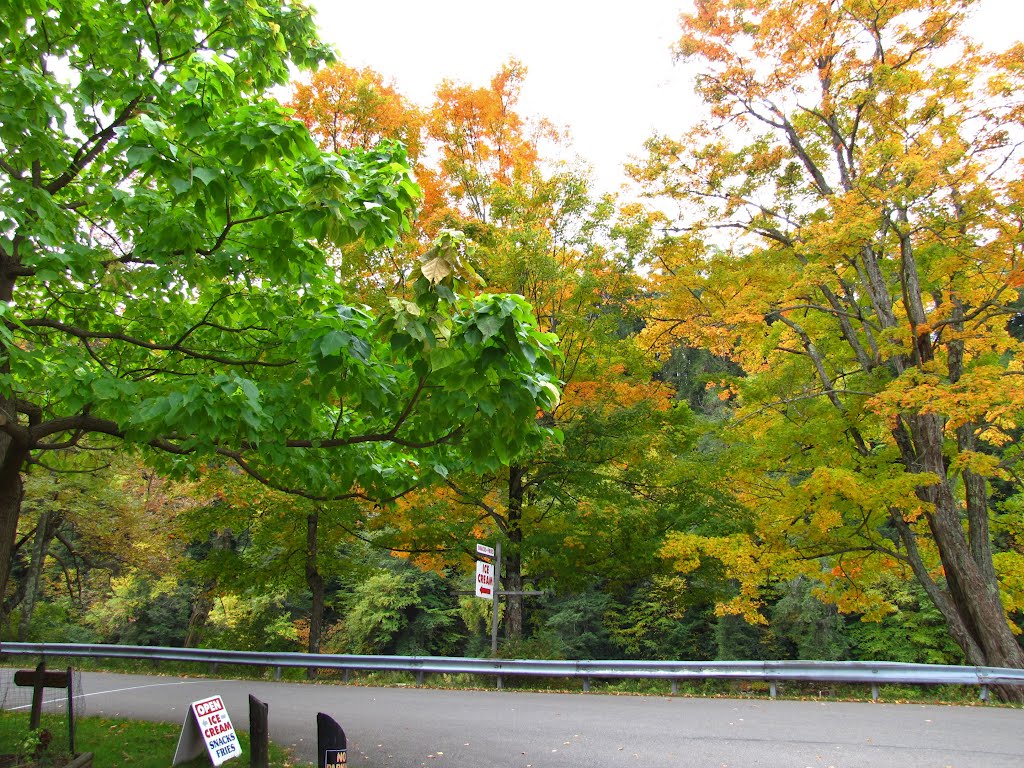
[172,694,243,766]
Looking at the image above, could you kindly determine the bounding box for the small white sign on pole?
[476,543,495,558]
[475,560,494,600]
[172,694,243,766]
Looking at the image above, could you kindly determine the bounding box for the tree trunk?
[503,548,524,642]
[504,464,526,641]
[306,510,325,672]
[957,424,1000,596]
[898,413,1024,700]
[0,430,27,634]
[1,243,25,633]
[890,510,985,665]
[18,509,61,641]
[184,585,214,648]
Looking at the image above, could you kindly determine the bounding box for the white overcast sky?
[306,0,1024,192]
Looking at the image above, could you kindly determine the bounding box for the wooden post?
[13,662,76,754]
[249,695,269,768]
[14,662,71,731]
[29,662,46,730]
[65,668,75,755]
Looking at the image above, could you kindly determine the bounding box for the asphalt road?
[21,671,1024,767]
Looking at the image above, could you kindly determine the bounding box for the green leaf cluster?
[1,0,561,518]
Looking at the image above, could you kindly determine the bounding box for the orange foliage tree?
[291,59,695,643]
[288,62,432,299]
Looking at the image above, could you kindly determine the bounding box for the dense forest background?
[2,0,1022,680]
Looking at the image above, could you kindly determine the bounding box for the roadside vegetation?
[2,0,1023,707]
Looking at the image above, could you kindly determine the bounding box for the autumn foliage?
[636,0,1024,675]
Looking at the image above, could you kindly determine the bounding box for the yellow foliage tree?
[633,0,1024,679]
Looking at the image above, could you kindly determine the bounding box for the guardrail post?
[871,684,879,701]
[274,667,281,681]
[343,669,349,684]
[671,679,678,696]
[769,681,777,699]
[979,684,989,702]
[583,677,590,693]
[416,670,424,686]
[496,674,503,690]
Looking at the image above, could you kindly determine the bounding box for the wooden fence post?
[249,695,269,768]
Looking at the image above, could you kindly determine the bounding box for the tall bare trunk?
[184,588,214,648]
[18,509,61,641]
[306,510,325,669]
[503,464,526,641]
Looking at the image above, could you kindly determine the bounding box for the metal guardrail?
[4,642,1023,700]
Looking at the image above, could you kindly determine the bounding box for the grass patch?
[0,710,303,768]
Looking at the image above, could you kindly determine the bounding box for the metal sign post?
[472,540,543,655]
[491,541,501,655]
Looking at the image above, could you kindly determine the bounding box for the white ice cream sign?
[173,694,242,766]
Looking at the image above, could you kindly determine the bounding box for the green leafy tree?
[606,577,718,661]
[0,1,561,623]
[327,560,462,656]
[770,577,851,661]
[847,577,964,665]
[180,472,362,657]
[382,193,687,643]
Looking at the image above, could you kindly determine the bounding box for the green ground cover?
[0,711,299,768]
